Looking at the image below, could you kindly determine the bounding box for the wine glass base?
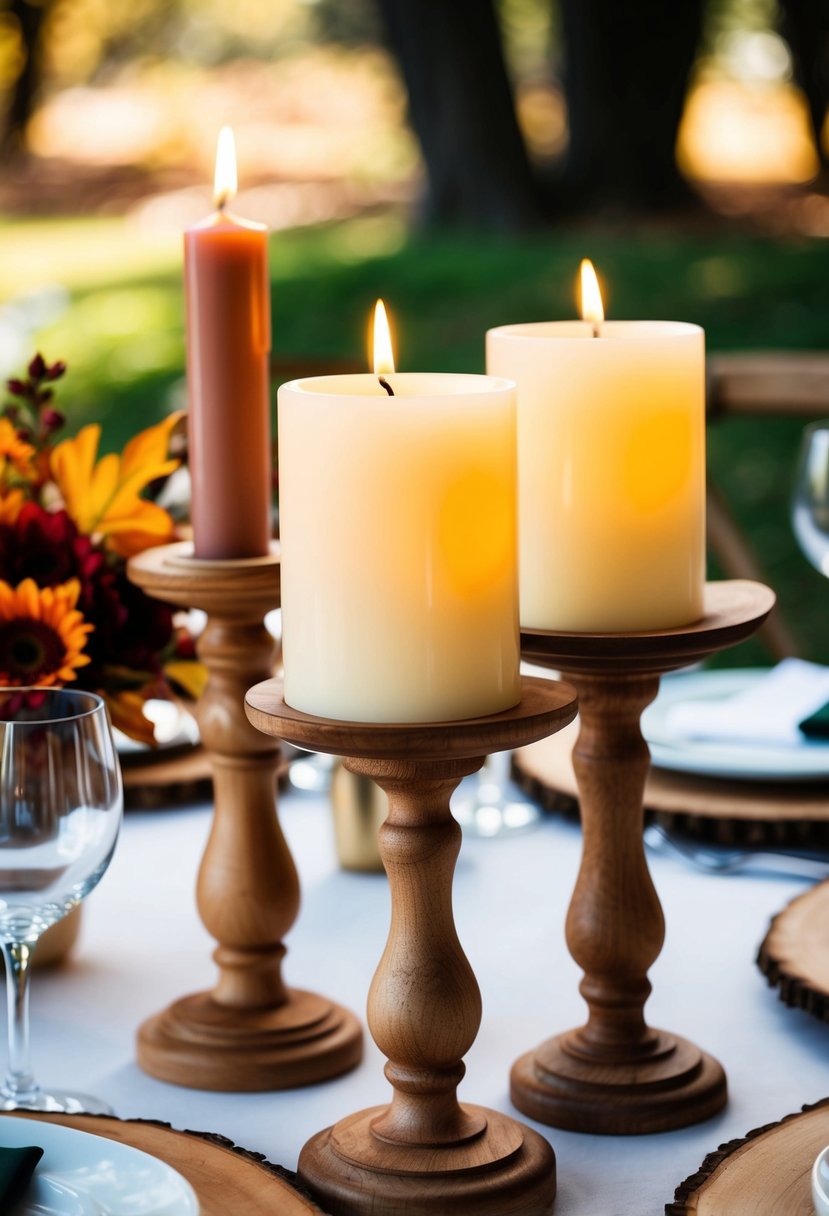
[451,748,543,837]
[453,799,542,837]
[0,1089,113,1115]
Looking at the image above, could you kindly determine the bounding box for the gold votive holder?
[330,762,386,873]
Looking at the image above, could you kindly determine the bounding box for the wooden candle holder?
[127,542,362,1091]
[246,676,577,1216]
[515,580,775,1135]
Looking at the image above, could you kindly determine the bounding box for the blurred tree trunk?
[375,0,543,230]
[779,0,829,170]
[2,0,54,158]
[559,0,704,212]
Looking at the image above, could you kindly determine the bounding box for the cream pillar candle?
[277,372,520,723]
[487,319,705,632]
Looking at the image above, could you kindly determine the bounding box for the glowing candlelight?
[277,330,520,721]
[579,258,604,337]
[487,264,706,632]
[373,299,395,397]
[213,126,238,210]
[185,127,272,559]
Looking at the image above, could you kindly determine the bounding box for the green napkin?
[0,1143,43,1207]
[799,700,829,739]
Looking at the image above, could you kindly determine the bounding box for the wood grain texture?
[127,542,362,1091]
[708,350,829,418]
[247,678,577,1216]
[0,1111,325,1215]
[667,1098,829,1215]
[245,675,578,761]
[513,720,829,847]
[520,580,774,674]
[757,881,829,1023]
[513,583,771,1135]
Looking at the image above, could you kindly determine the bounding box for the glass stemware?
[451,749,540,837]
[0,687,122,1113]
[792,420,829,576]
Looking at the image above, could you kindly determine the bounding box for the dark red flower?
[0,504,82,587]
[0,687,49,721]
[175,632,197,660]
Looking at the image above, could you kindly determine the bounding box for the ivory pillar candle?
[277,373,520,723]
[185,128,272,559]
[487,320,705,632]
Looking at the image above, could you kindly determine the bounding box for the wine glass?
[792,420,829,575]
[451,749,541,837]
[0,686,122,1113]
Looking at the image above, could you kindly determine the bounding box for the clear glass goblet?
[792,420,829,575]
[0,686,122,1114]
[451,749,541,837]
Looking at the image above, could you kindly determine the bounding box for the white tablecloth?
[20,772,829,1215]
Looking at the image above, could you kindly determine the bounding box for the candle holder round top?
[127,541,363,1092]
[521,580,774,674]
[513,579,775,1136]
[246,675,577,1216]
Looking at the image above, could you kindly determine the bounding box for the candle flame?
[214,126,238,210]
[579,258,605,326]
[372,299,396,375]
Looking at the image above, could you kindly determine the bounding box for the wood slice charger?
[667,1097,829,1214]
[758,880,829,1022]
[0,1111,325,1214]
[514,723,829,852]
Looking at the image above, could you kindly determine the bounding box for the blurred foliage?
[0,0,807,147]
[311,0,384,48]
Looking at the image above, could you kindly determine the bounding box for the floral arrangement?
[0,354,205,744]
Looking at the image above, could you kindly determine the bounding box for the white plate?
[0,1116,199,1215]
[813,1144,829,1215]
[642,668,829,782]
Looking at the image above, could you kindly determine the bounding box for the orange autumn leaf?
[50,412,184,557]
[0,418,35,485]
[0,489,24,525]
[163,658,208,701]
[104,689,157,747]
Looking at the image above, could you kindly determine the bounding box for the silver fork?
[643,823,829,881]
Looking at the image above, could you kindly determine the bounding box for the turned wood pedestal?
[127,542,362,1091]
[515,581,775,1135]
[246,676,577,1216]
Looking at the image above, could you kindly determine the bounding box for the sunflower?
[0,578,93,687]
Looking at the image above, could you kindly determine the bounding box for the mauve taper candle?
[185,127,272,559]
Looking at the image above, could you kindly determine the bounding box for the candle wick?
[378,376,395,397]
[592,321,601,338]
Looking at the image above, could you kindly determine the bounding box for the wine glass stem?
[1,940,38,1100]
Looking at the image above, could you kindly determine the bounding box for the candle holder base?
[516,581,775,1136]
[128,542,363,1093]
[246,676,578,1216]
[137,989,363,1093]
[299,1104,555,1216]
[510,1032,726,1136]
